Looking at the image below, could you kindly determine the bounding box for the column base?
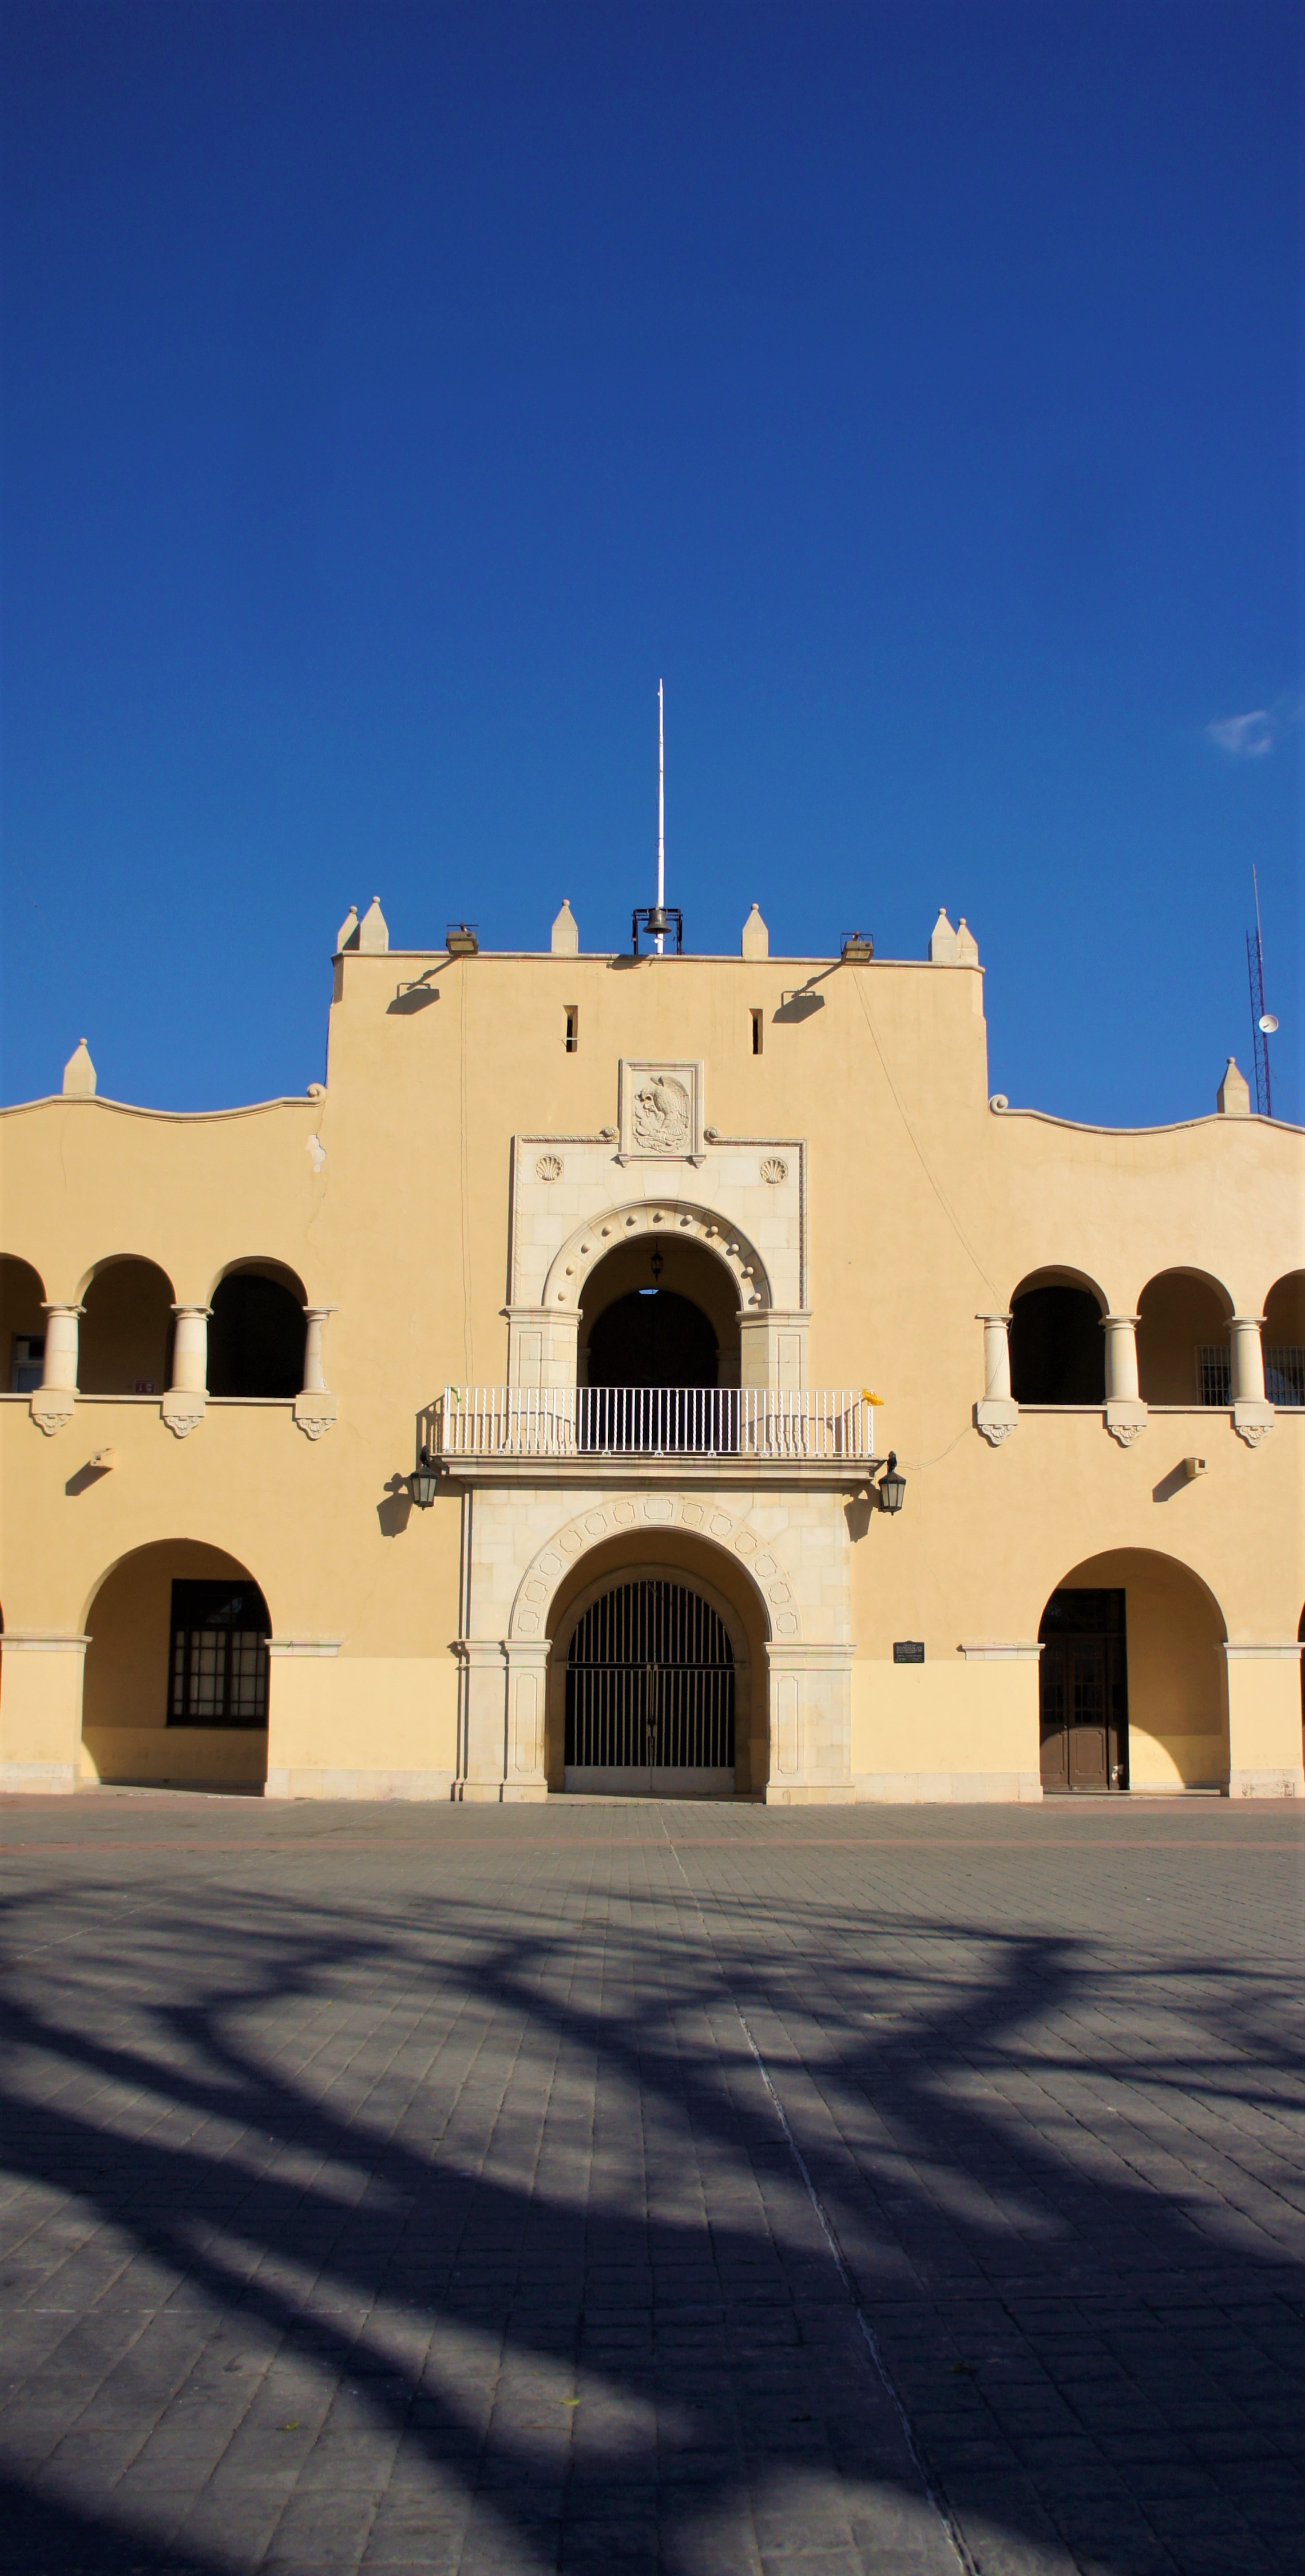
[1228,1767,1303,1799]
[0,1760,79,1793]
[453,1779,549,1803]
[763,1782,856,1805]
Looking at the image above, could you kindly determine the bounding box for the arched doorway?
[82,1540,271,1790]
[577,1235,741,1452]
[565,1576,735,1793]
[540,1529,765,1797]
[1038,1549,1228,1796]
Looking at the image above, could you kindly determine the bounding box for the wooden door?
[1038,1590,1128,1793]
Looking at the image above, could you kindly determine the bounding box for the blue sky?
[2,0,1299,1123]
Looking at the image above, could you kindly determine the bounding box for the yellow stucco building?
[2,897,1302,1805]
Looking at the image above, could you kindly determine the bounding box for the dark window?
[208,1273,305,1398]
[168,1580,271,1727]
[1010,1286,1105,1402]
[565,1006,578,1053]
[751,1009,764,1056]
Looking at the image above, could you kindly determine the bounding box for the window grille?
[168,1580,270,1727]
[1196,1346,1232,1406]
[1265,1348,1304,1408]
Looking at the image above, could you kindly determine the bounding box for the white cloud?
[1207,708,1275,757]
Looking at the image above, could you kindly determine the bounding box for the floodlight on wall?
[408,1446,441,1509]
[446,924,479,956]
[840,930,875,962]
[876,1451,906,1513]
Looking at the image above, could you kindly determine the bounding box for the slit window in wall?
[565,1006,579,1053]
[751,1009,764,1056]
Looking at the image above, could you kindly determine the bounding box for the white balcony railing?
[434,1386,880,1462]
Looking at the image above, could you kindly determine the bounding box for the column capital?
[40,1301,84,1319]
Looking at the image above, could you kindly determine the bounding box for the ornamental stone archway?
[453,1485,854,1808]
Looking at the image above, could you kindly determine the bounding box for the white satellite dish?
[1259,1013,1279,1034]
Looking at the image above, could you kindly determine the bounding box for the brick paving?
[0,1796,1302,2575]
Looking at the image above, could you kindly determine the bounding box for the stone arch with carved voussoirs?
[509,1493,801,1642]
[541,1202,774,1318]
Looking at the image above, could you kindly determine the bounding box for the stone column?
[762,1642,855,1805]
[1224,1643,1305,1796]
[1229,1315,1274,1446]
[974,1313,1018,1445]
[294,1306,338,1438]
[30,1305,81,1433]
[163,1307,209,1437]
[1102,1313,1147,1445]
[0,1632,90,1789]
[452,1640,546,1802]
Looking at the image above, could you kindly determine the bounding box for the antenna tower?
[1246,868,1274,1118]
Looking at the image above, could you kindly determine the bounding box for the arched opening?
[1,1255,46,1392]
[1264,1273,1305,1408]
[541,1529,767,1797]
[79,1258,175,1394]
[1010,1270,1105,1403]
[1038,1549,1227,1796]
[82,1540,271,1790]
[208,1262,307,1399]
[1136,1270,1232,1406]
[579,1237,739,1386]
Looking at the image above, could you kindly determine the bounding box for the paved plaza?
[0,1794,1302,2576]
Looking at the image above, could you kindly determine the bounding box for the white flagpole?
[656,677,665,953]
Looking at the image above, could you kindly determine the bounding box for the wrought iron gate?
[565,1580,735,1775]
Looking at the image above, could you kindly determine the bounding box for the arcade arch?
[1136,1270,1232,1406]
[1038,1548,1227,1796]
[82,1539,271,1789]
[1009,1269,1106,1404]
[0,1255,46,1392]
[208,1261,308,1400]
[79,1257,176,1395]
[1264,1273,1305,1407]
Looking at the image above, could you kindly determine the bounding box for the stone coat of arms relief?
[617,1060,704,1164]
[632,1074,691,1154]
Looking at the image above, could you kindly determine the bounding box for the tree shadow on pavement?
[0,1857,1302,2575]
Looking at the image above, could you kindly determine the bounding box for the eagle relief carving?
[632,1074,691,1154]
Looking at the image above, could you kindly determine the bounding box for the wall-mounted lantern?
[650,1248,664,1283]
[408,1446,441,1509]
[876,1451,906,1513]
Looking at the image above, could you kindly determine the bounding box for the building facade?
[2,899,1302,1804]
